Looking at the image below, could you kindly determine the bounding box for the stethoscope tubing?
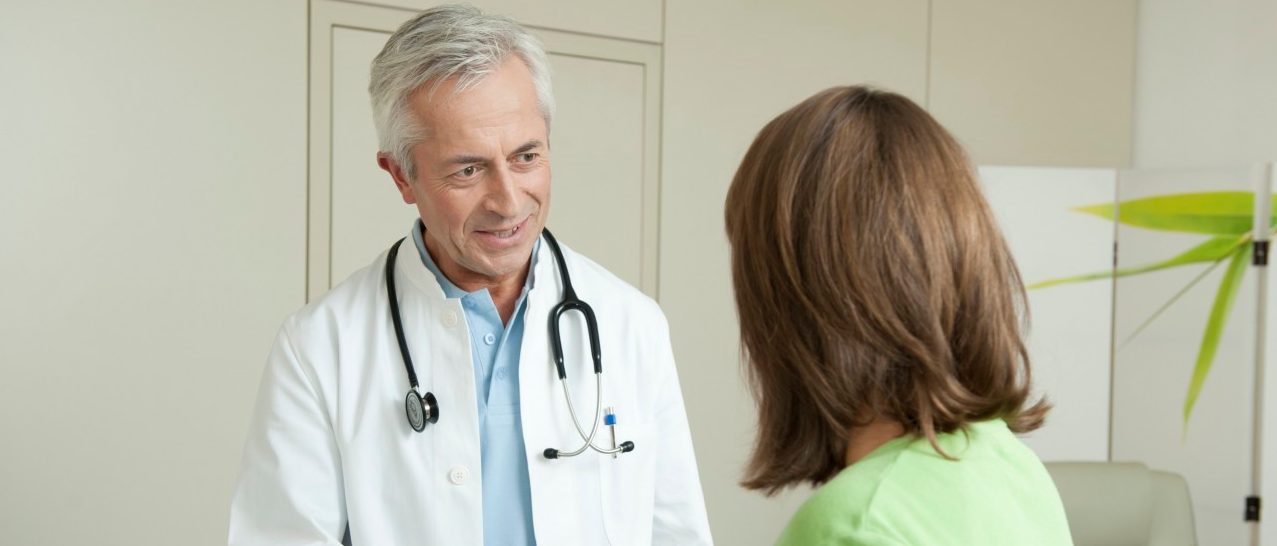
[550,373,632,458]
[386,238,419,390]
[388,228,632,458]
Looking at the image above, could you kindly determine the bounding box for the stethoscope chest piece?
[405,389,439,433]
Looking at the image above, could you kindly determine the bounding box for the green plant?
[1029,191,1276,429]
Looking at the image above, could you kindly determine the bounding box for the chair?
[1044,462,1197,546]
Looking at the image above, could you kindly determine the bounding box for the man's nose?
[484,166,521,218]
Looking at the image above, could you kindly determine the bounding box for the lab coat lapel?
[396,227,485,545]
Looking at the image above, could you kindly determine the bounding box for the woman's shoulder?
[774,437,914,545]
[774,420,1072,546]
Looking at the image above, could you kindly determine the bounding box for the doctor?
[228,5,712,545]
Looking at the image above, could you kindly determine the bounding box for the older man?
[229,5,712,546]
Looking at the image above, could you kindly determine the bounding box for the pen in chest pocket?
[605,406,618,459]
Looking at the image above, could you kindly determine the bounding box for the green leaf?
[1182,244,1253,429]
[1075,192,1277,235]
[1028,235,1246,290]
[1117,252,1232,350]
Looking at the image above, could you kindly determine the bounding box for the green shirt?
[776,419,1072,546]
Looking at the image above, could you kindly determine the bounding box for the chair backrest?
[1148,469,1197,546]
[1044,462,1196,546]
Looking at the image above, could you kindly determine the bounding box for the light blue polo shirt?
[412,220,537,545]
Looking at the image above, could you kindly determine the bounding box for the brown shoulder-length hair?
[725,86,1049,495]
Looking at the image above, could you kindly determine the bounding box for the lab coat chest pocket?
[598,421,657,546]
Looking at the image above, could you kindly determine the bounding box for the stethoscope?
[385,227,635,460]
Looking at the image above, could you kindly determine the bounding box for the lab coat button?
[483,333,496,345]
[448,466,469,485]
[442,311,459,328]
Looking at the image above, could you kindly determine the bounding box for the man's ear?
[377,152,417,205]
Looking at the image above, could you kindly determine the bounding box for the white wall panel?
[980,166,1117,462]
[541,54,646,288]
[329,26,419,282]
[0,1,308,543]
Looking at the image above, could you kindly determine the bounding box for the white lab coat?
[228,228,713,546]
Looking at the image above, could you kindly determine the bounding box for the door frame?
[307,0,663,299]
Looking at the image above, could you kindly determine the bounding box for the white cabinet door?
[311,0,661,299]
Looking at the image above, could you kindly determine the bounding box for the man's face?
[380,57,551,285]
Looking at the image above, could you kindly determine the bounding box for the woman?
[724,86,1073,545]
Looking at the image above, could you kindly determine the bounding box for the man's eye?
[456,166,478,178]
[518,153,537,163]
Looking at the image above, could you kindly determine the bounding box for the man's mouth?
[490,225,519,238]
[480,217,528,239]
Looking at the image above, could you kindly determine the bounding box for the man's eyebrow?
[510,140,544,156]
[444,154,488,166]
[442,141,543,166]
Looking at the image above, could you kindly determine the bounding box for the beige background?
[1,1,1164,544]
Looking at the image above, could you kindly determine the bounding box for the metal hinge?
[1246,495,1262,522]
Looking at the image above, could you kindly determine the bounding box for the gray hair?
[369,4,554,180]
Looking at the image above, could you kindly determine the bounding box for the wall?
[0,0,1137,543]
[0,1,307,543]
[1134,0,1277,169]
[930,1,1136,167]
